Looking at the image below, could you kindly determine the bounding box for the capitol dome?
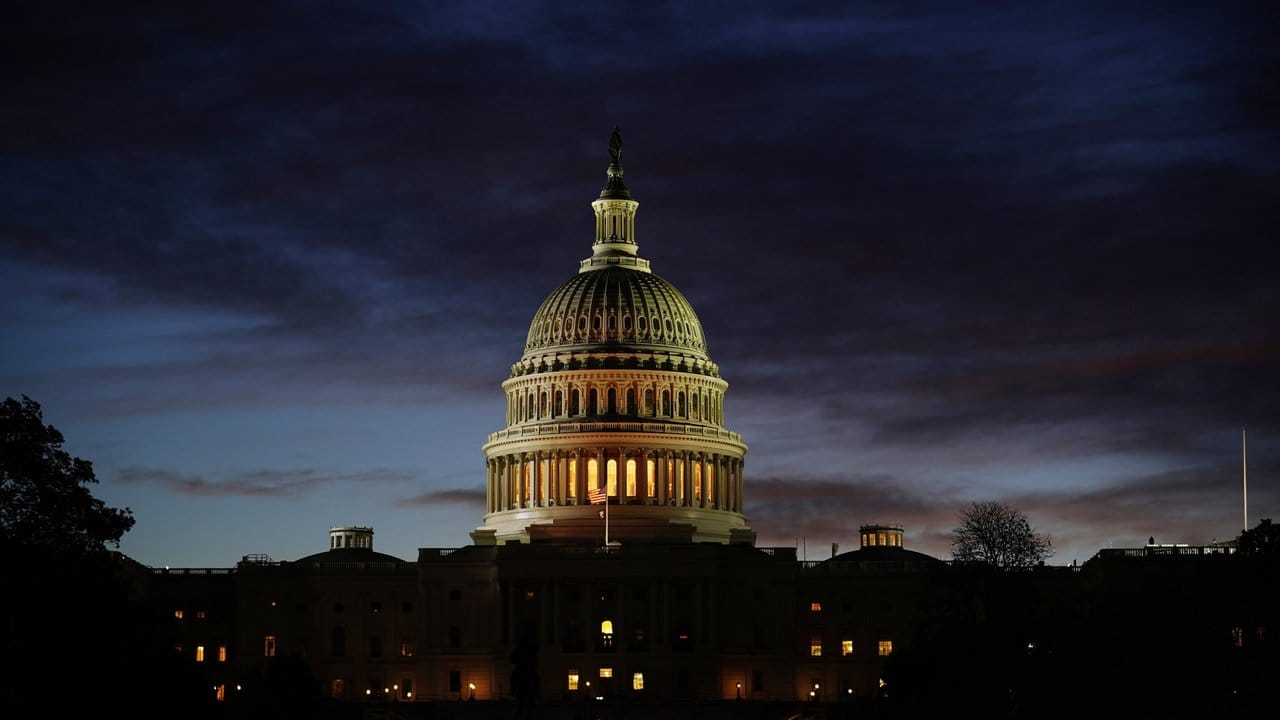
[471,128,754,547]
[516,266,717,378]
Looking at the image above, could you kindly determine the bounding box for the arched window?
[662,390,671,416]
[554,390,563,417]
[691,390,700,419]
[625,388,636,415]
[625,458,637,497]
[644,389,654,415]
[540,392,548,418]
[606,459,618,497]
[677,392,686,417]
[607,388,617,414]
[523,462,532,503]
[646,458,656,497]
[570,388,580,415]
[331,626,346,657]
[693,462,702,501]
[588,388,598,415]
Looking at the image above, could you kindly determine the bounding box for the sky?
[3,0,1277,569]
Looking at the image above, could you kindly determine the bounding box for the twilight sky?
[3,1,1277,568]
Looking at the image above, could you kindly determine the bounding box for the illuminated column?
[699,453,709,508]
[519,453,529,509]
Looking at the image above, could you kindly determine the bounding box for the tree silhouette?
[951,500,1052,570]
[1,394,134,556]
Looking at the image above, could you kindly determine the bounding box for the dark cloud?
[404,488,486,507]
[117,466,413,497]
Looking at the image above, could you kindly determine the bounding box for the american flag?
[588,487,608,505]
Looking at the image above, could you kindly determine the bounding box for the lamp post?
[468,682,476,701]
[736,682,742,700]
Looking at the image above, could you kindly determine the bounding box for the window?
[369,636,382,658]
[810,637,822,656]
[217,645,227,662]
[263,635,277,657]
[599,668,613,678]
[600,619,614,648]
[524,590,536,601]
[333,602,345,613]
[400,679,412,700]
[331,626,346,657]
[448,671,461,693]
[196,610,207,619]
[401,601,413,613]
[810,602,822,612]
[174,609,184,620]
[449,589,461,601]
[1232,627,1244,647]
[331,679,345,699]
[195,645,205,662]
[449,625,461,649]
[752,670,764,692]
[878,640,893,656]
[214,684,225,702]
[632,672,644,690]
[400,638,414,657]
[567,670,580,691]
[842,640,853,656]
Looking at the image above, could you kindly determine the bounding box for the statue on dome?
[608,126,623,165]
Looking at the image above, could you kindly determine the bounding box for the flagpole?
[1242,427,1248,532]
[605,490,610,546]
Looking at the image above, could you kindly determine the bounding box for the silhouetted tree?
[1,396,214,715]
[951,500,1052,570]
[1,394,135,556]
[1237,518,1280,557]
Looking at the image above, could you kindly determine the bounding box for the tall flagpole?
[1242,428,1248,532]
[605,490,610,546]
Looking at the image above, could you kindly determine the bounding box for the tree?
[1,394,134,556]
[951,500,1052,570]
[1237,517,1279,557]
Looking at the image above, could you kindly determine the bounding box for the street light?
[468,682,476,701]
[736,681,742,700]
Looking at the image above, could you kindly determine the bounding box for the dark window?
[448,626,461,649]
[402,601,413,613]
[752,670,764,692]
[369,636,382,658]
[333,602,345,614]
[632,589,647,601]
[449,589,461,601]
[331,627,346,658]
[448,671,461,693]
[753,625,764,649]
[753,588,765,602]
[296,602,308,612]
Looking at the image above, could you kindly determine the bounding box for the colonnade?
[508,378,725,426]
[485,448,744,515]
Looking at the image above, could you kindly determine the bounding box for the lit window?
[601,619,614,647]
[810,637,822,656]
[632,672,644,690]
[401,639,415,657]
[218,645,227,662]
[878,640,893,656]
[1232,627,1244,647]
[599,667,613,678]
[174,609,184,620]
[195,645,205,662]
[214,684,225,702]
[567,671,580,691]
[196,610,207,619]
[264,635,277,657]
[331,679,345,698]
[525,590,536,601]
[810,602,822,612]
[841,640,853,656]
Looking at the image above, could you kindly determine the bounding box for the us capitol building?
[144,131,1259,713]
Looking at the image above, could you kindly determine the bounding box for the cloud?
[116,465,413,497]
[402,487,486,507]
